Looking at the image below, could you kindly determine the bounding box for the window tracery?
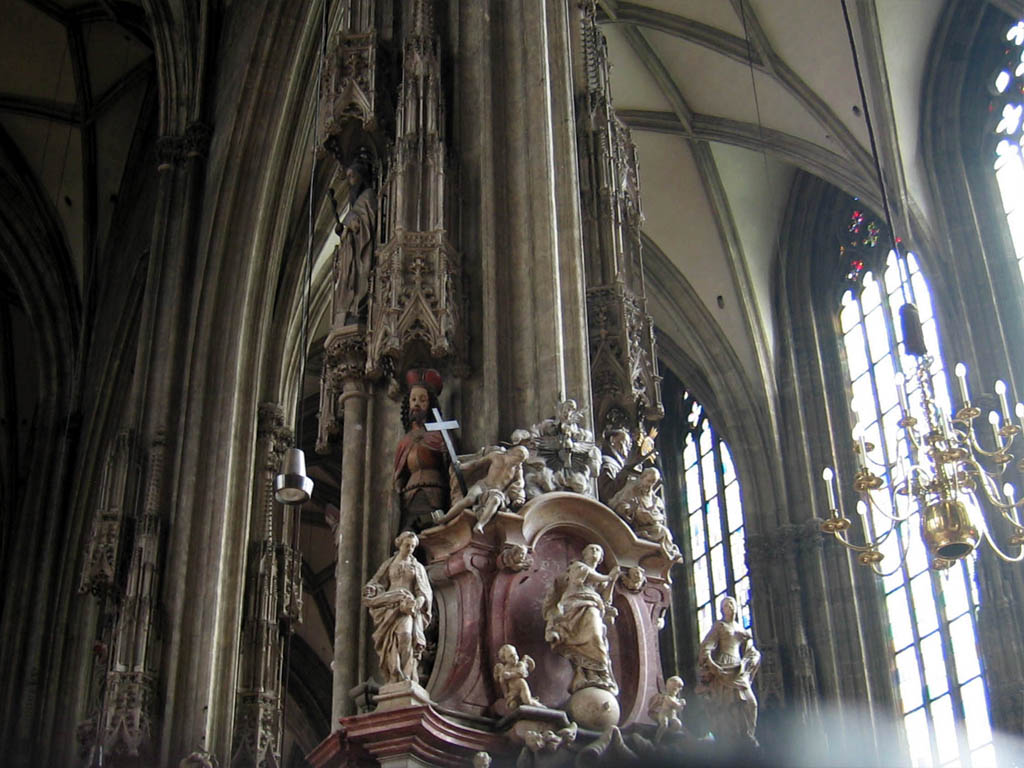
[679,393,750,641]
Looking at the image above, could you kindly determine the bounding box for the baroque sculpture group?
[315,367,761,766]
[304,1,760,765]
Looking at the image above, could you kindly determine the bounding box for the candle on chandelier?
[1005,482,1021,524]
[857,499,871,543]
[954,362,970,406]
[989,410,1002,446]
[895,371,909,415]
[822,467,837,510]
[996,380,1012,423]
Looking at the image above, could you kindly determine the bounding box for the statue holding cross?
[393,369,458,533]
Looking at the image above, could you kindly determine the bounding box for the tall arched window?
[679,392,750,640]
[992,20,1024,283]
[837,220,994,766]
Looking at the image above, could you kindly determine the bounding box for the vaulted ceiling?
[0,0,153,296]
[598,0,956,389]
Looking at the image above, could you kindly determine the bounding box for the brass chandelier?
[821,309,1024,572]
[821,0,1024,573]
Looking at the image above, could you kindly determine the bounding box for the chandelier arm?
[861,489,917,524]
[826,525,890,554]
[979,524,1024,562]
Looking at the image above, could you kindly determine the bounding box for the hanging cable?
[840,0,913,302]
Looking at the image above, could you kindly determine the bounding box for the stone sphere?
[567,687,620,730]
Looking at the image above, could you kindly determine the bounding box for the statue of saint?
[543,544,620,694]
[598,427,656,504]
[362,531,433,684]
[697,596,760,748]
[608,467,682,562]
[332,152,377,325]
[394,369,450,532]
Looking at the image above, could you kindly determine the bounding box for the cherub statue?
[648,675,686,743]
[493,643,543,710]
[434,445,529,532]
[609,467,682,562]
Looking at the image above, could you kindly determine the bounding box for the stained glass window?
[839,249,994,767]
[992,20,1024,285]
[679,392,750,640]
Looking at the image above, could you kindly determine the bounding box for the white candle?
[990,410,1002,446]
[955,362,969,405]
[857,499,871,543]
[996,380,1011,422]
[895,372,908,414]
[822,467,837,510]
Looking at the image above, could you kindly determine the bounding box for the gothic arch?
[0,121,83,756]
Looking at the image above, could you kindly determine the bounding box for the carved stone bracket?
[157,121,213,170]
[317,325,368,453]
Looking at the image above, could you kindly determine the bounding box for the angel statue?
[493,643,544,710]
[697,596,760,748]
[543,544,620,694]
[362,531,433,684]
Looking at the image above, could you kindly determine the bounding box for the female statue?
[362,531,432,684]
[543,544,621,694]
[697,596,760,747]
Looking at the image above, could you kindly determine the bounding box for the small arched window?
[679,392,750,640]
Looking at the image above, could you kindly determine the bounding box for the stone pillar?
[323,326,371,725]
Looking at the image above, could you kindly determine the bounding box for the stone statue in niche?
[530,399,601,494]
[394,369,451,532]
[432,445,528,532]
[363,531,433,684]
[609,467,683,562]
[493,643,543,710]
[331,149,377,325]
[598,426,656,504]
[543,544,621,729]
[697,596,760,748]
[648,676,686,743]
